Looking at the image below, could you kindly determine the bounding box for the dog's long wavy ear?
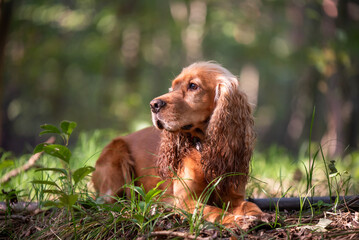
[157,131,191,179]
[202,78,256,193]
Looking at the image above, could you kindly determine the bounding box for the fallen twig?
[0,214,29,221]
[0,137,55,184]
[0,202,39,214]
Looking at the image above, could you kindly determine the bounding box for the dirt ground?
[0,202,359,239]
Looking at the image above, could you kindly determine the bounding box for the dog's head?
[151,62,238,136]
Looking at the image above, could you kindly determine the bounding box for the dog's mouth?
[153,117,184,132]
[152,114,200,133]
[156,120,164,130]
[152,113,178,131]
[152,113,164,130]
[181,124,193,130]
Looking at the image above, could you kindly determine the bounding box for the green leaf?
[145,180,165,202]
[60,121,77,136]
[31,180,60,189]
[71,204,86,214]
[133,186,146,198]
[33,143,50,154]
[43,200,62,208]
[59,194,78,206]
[73,166,95,186]
[35,167,68,176]
[145,188,162,203]
[58,176,68,181]
[329,172,340,178]
[39,124,61,136]
[42,189,64,195]
[43,144,71,163]
[155,180,166,189]
[0,160,14,171]
[138,201,146,212]
[132,214,144,224]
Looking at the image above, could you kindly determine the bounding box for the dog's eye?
[188,83,198,90]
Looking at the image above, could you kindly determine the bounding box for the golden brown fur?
[92,62,265,227]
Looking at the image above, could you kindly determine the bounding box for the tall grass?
[2,126,358,202]
[306,107,316,197]
[1,120,358,239]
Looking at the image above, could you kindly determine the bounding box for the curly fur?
[157,130,192,178]
[156,62,256,193]
[203,84,255,192]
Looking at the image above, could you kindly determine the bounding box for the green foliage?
[31,120,94,239]
[123,180,170,233]
[1,121,358,238]
[32,121,95,202]
[73,166,95,187]
[39,120,77,146]
[305,107,317,197]
[0,129,114,202]
[312,200,332,214]
[34,144,72,163]
[4,0,359,155]
[249,145,358,199]
[0,160,14,171]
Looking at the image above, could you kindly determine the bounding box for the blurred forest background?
[1,0,359,157]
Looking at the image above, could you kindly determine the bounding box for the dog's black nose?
[150,99,166,113]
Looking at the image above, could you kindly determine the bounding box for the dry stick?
[0,202,39,214]
[0,136,56,184]
[342,193,351,213]
[0,214,29,221]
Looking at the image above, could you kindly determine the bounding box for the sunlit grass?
[1,128,358,201]
[0,129,117,201]
[1,127,358,239]
[249,144,359,199]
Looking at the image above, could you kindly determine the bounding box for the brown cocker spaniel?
[92,62,265,227]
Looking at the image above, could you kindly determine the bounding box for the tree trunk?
[0,0,14,148]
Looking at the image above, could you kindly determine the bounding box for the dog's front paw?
[232,213,278,231]
[258,212,275,223]
[232,215,259,231]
